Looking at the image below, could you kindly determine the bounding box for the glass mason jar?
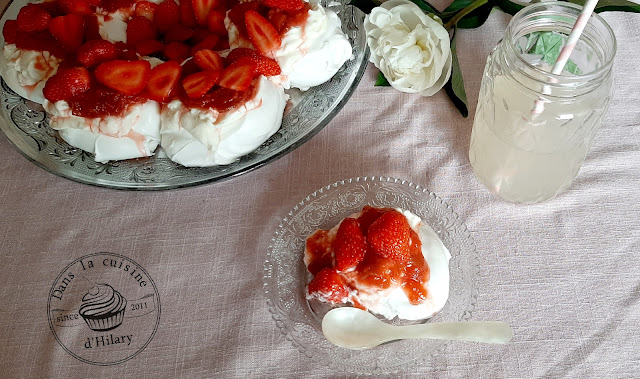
[469,2,617,203]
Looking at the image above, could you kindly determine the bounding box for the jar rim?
[505,2,617,84]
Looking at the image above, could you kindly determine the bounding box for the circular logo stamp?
[47,252,161,365]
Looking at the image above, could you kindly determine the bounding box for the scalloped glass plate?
[263,177,479,375]
[0,0,368,190]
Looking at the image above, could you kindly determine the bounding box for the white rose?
[364,0,452,96]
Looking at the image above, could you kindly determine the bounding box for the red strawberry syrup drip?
[306,207,431,306]
[67,86,146,119]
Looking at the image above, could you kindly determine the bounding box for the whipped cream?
[96,10,130,43]
[0,44,61,104]
[306,208,451,321]
[273,0,352,90]
[160,76,287,166]
[44,99,161,163]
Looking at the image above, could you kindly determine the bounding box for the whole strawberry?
[332,218,366,272]
[43,67,91,102]
[307,268,350,304]
[367,210,411,261]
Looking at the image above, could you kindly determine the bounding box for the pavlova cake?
[0,0,352,165]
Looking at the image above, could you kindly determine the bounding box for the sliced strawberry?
[218,57,257,91]
[180,0,197,27]
[191,34,219,54]
[227,47,280,76]
[43,67,91,102]
[38,1,65,17]
[307,268,349,304]
[228,1,260,36]
[193,49,223,72]
[49,14,86,52]
[192,0,220,26]
[263,0,304,11]
[135,39,164,56]
[77,39,118,67]
[155,0,180,33]
[17,4,51,33]
[163,41,190,61]
[332,218,367,272]
[182,70,219,98]
[2,20,18,45]
[206,10,226,36]
[215,38,230,50]
[127,16,156,47]
[367,210,412,262]
[84,14,101,40]
[189,28,212,45]
[180,58,200,77]
[95,59,151,95]
[147,61,181,102]
[134,1,157,21]
[84,0,103,7]
[163,24,194,43]
[59,0,92,15]
[244,10,281,56]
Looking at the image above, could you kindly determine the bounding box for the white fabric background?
[0,2,639,378]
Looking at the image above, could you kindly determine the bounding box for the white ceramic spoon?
[322,307,513,350]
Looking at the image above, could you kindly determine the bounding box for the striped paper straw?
[531,0,599,114]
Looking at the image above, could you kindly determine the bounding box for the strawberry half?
[16,4,51,33]
[367,210,412,262]
[127,16,156,47]
[95,59,151,95]
[163,42,191,61]
[147,61,181,102]
[182,70,219,98]
[332,218,367,272]
[218,57,257,91]
[77,39,118,67]
[135,39,164,56]
[193,49,223,72]
[191,34,219,54]
[307,268,350,304]
[263,0,304,11]
[49,14,86,52]
[244,10,281,56]
[191,0,219,26]
[2,20,18,45]
[43,67,91,102]
[228,1,260,37]
[155,0,180,33]
[59,0,92,15]
[134,1,157,21]
[206,10,226,36]
[227,47,281,76]
[180,0,197,27]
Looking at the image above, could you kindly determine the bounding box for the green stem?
[444,0,489,29]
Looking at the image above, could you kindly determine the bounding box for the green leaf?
[526,32,582,74]
[443,28,469,117]
[408,0,440,15]
[375,71,391,86]
[566,0,640,13]
[348,0,379,14]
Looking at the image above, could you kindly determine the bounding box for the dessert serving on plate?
[0,0,352,166]
[305,205,451,320]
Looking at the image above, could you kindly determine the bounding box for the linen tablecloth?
[0,0,639,377]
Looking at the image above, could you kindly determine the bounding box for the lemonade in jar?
[469,2,616,203]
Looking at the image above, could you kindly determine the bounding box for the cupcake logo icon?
[48,252,161,366]
[79,284,127,331]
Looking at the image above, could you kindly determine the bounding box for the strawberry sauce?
[305,206,431,306]
[67,87,146,118]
